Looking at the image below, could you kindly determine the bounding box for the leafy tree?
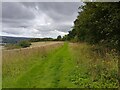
[29,38,54,42]
[18,40,31,48]
[62,35,68,41]
[65,2,120,52]
[57,35,62,41]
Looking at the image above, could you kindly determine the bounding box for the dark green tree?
[57,35,62,41]
[18,40,31,48]
[65,2,120,52]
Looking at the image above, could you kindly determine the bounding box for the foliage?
[57,35,62,41]
[66,2,120,52]
[4,44,21,50]
[64,2,120,88]
[69,43,118,88]
[4,40,31,49]
[62,35,68,41]
[29,38,54,42]
[18,40,31,48]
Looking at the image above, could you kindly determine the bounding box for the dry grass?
[2,42,64,69]
[2,42,64,87]
[2,42,119,88]
[30,41,63,48]
[69,42,119,88]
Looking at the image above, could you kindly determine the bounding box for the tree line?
[63,2,120,52]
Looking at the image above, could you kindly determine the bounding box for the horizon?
[1,35,58,39]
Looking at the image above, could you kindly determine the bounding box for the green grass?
[2,42,119,88]
[2,43,63,88]
[69,43,119,88]
[13,43,76,88]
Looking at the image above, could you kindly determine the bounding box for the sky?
[1,2,84,38]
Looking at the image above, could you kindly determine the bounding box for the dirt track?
[3,41,64,51]
[30,41,63,48]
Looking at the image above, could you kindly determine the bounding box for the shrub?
[57,35,62,41]
[18,40,31,48]
[5,44,21,50]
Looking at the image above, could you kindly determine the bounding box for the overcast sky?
[1,2,83,38]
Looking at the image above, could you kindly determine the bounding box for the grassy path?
[14,43,76,88]
[3,42,118,88]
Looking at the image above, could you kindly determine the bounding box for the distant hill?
[1,36,31,44]
[0,36,55,45]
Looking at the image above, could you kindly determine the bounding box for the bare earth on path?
[30,41,64,48]
[3,41,64,51]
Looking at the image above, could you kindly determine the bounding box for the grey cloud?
[2,18,33,28]
[2,2,35,20]
[54,25,72,32]
[22,2,82,15]
[22,2,82,22]
[3,28,24,35]
[2,2,36,31]
[35,23,72,32]
[2,2,83,38]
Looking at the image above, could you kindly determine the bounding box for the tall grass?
[2,42,119,88]
[69,42,119,88]
[2,43,63,88]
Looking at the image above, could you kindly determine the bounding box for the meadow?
[2,42,119,88]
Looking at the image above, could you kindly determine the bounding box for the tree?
[65,2,120,52]
[57,35,62,41]
[62,35,68,41]
[18,40,31,48]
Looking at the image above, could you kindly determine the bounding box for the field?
[2,42,119,88]
[30,41,63,48]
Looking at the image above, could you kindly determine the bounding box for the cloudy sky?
[2,2,83,38]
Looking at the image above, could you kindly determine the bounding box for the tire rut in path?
[15,43,74,88]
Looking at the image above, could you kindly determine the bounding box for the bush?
[5,44,21,50]
[18,40,31,48]
[57,35,62,41]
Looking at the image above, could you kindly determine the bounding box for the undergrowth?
[69,43,119,88]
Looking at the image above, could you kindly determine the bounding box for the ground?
[2,42,119,88]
